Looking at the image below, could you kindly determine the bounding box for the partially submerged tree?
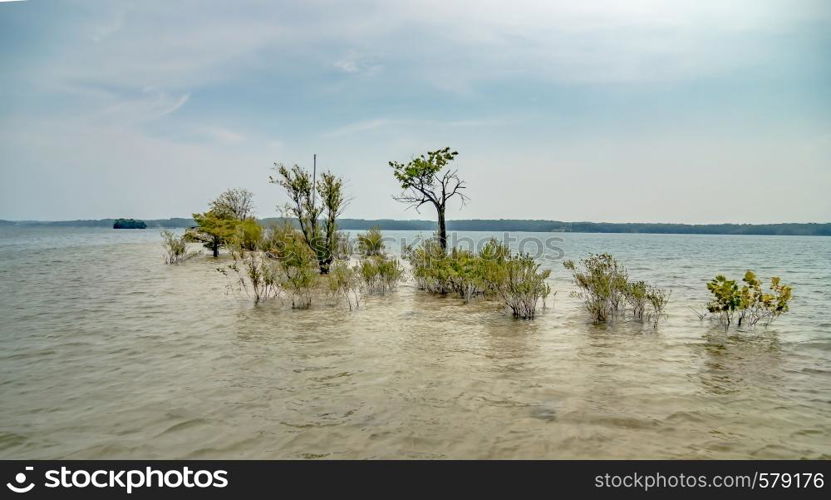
[389,147,467,252]
[187,210,239,258]
[187,189,258,258]
[270,164,346,274]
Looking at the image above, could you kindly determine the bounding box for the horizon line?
[2,217,830,226]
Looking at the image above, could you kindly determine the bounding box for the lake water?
[1,227,829,459]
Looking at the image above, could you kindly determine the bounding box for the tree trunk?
[437,206,447,252]
[212,236,219,258]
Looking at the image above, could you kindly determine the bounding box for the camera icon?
[6,466,35,494]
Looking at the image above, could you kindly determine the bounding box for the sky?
[1,0,829,223]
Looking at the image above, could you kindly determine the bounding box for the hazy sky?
[1,0,829,223]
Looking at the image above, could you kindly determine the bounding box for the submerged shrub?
[705,271,792,330]
[446,248,482,302]
[405,239,453,294]
[564,253,669,326]
[356,226,385,257]
[646,286,671,327]
[161,230,199,264]
[563,254,628,323]
[496,254,551,319]
[217,222,319,308]
[328,260,361,310]
[221,247,281,304]
[277,232,319,309]
[406,237,552,319]
[625,280,648,320]
[356,255,404,295]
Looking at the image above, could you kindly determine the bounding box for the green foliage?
[113,218,146,229]
[390,147,458,190]
[476,238,511,297]
[405,238,452,294]
[221,247,281,304]
[280,249,318,309]
[233,218,263,251]
[269,164,346,273]
[268,223,319,309]
[389,147,467,251]
[328,260,361,310]
[160,230,198,264]
[187,210,240,257]
[646,286,670,327]
[563,254,629,323]
[356,226,385,257]
[260,221,304,258]
[705,271,793,329]
[497,254,552,319]
[625,280,648,319]
[356,255,404,295]
[187,189,258,257]
[405,238,551,319]
[216,221,320,308]
[564,253,669,325]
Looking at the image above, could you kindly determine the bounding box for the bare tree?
[210,188,255,220]
[389,147,467,251]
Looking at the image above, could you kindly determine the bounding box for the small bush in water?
[161,230,199,264]
[564,253,669,325]
[705,271,792,330]
[221,246,281,304]
[356,255,404,295]
[356,226,385,257]
[496,254,551,319]
[405,237,552,319]
[328,260,362,310]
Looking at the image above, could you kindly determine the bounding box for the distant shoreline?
[2,218,829,236]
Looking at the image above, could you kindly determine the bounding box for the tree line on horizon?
[4,218,829,236]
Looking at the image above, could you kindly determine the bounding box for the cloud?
[1,0,829,222]
[98,88,190,124]
[201,127,246,145]
[333,50,382,76]
[324,119,396,137]
[323,117,515,137]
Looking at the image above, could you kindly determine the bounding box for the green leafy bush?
[356,226,385,257]
[705,271,792,329]
[496,254,551,319]
[328,260,361,310]
[356,255,404,295]
[405,239,452,294]
[218,222,318,307]
[564,253,669,325]
[563,254,628,323]
[405,238,552,319]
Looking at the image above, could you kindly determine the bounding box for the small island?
[113,218,147,229]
